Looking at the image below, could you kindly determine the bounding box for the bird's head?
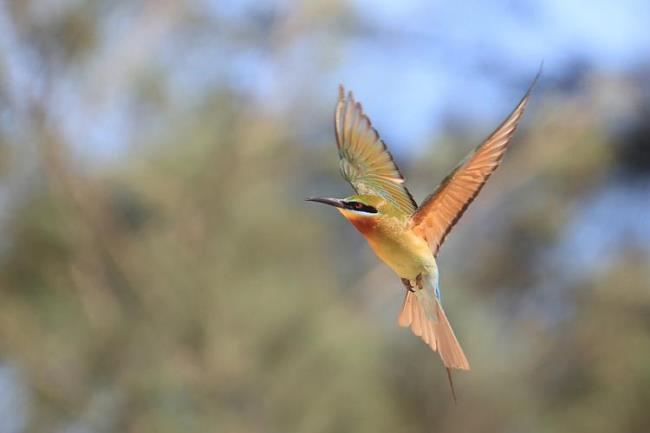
[306,194,397,234]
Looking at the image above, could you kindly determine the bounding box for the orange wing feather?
[411,73,539,256]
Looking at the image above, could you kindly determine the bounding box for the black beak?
[305,197,345,209]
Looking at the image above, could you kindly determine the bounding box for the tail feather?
[434,300,470,370]
[398,292,413,327]
[412,301,423,337]
[397,291,469,371]
[446,368,458,404]
[422,302,435,347]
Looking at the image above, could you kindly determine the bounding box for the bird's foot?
[401,278,415,293]
[415,274,424,291]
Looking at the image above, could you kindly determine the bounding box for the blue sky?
[340,0,650,149]
[2,0,649,160]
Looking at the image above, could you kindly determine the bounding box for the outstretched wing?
[411,74,539,256]
[335,85,417,215]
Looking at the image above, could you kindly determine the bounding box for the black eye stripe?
[343,201,378,214]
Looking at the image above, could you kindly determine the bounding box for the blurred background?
[1,0,649,432]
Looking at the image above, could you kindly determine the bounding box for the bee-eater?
[308,76,537,400]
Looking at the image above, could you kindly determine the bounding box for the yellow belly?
[364,223,437,280]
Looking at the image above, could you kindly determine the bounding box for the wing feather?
[411,73,539,255]
[335,86,417,215]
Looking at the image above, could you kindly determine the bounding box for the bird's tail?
[398,289,470,370]
[398,286,469,402]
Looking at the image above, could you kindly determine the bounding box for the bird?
[307,74,538,401]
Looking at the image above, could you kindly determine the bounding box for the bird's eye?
[344,201,378,214]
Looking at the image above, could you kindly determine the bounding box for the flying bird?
[308,75,537,400]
